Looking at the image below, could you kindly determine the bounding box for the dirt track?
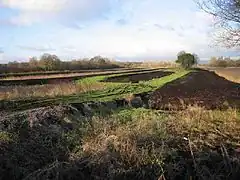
[149,70,240,110]
[105,71,173,83]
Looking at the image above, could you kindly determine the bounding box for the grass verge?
[1,106,239,179]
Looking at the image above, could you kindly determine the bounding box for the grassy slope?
[5,69,189,110]
[82,107,240,179]
[1,106,239,179]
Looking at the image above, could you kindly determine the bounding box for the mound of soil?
[105,71,173,83]
[149,70,240,110]
[0,105,76,180]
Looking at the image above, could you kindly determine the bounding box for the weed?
[0,131,13,143]
[1,105,240,179]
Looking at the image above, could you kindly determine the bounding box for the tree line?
[209,56,240,67]
[0,54,120,73]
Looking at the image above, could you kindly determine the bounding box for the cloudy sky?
[0,0,238,63]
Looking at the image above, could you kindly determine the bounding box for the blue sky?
[0,0,239,63]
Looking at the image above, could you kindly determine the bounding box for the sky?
[0,0,239,63]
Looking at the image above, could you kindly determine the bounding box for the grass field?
[0,68,159,86]
[0,68,135,78]
[1,67,240,180]
[206,67,240,83]
[0,69,189,110]
[0,69,162,100]
[0,69,163,99]
[0,68,146,81]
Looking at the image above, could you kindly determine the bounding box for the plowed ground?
[105,71,173,83]
[149,70,240,110]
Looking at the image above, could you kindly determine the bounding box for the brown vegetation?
[138,61,178,68]
[208,67,240,83]
[209,57,240,67]
[0,68,152,81]
[0,69,157,86]
[0,82,104,100]
[0,68,131,78]
[83,107,240,179]
[0,54,120,73]
[1,106,240,179]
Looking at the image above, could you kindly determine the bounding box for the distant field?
[0,68,143,80]
[206,67,240,83]
[0,68,133,78]
[0,69,189,110]
[1,68,239,111]
[0,69,171,101]
[0,68,159,86]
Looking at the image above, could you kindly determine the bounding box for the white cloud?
[44,1,216,60]
[0,0,110,25]
[47,12,212,60]
[1,0,235,61]
[17,45,55,52]
[9,13,46,25]
[1,0,65,12]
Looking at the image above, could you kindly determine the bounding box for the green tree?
[176,51,198,69]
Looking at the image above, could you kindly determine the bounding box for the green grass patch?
[0,131,13,143]
[72,69,190,102]
[2,69,190,111]
[112,107,165,124]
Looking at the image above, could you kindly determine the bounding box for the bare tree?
[196,0,240,48]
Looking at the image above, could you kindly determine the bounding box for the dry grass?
[0,69,187,102]
[0,69,141,81]
[139,61,178,69]
[0,82,104,100]
[0,71,119,81]
[166,106,240,149]
[1,105,240,179]
[82,106,240,157]
[206,67,240,83]
[215,72,240,83]
[1,72,90,81]
[80,106,240,179]
[82,110,166,167]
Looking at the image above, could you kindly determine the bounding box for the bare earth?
[149,69,240,110]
